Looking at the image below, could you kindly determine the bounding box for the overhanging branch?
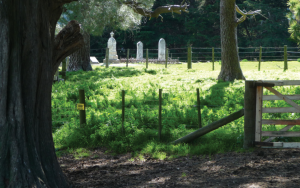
[235,5,261,25]
[123,1,189,18]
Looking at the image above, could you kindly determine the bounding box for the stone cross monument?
[158,38,166,60]
[103,31,120,63]
[136,41,143,60]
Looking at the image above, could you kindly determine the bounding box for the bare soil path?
[58,148,300,188]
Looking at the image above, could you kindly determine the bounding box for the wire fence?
[52,88,240,141]
[90,46,300,64]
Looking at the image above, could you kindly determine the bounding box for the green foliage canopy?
[90,0,294,51]
[287,0,300,44]
[59,0,156,35]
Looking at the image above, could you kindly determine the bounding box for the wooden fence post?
[197,88,202,128]
[212,47,214,71]
[66,56,69,69]
[79,89,86,127]
[126,49,129,67]
[122,90,125,134]
[146,49,149,69]
[159,89,162,141]
[106,48,109,68]
[187,46,192,69]
[284,45,287,71]
[258,46,262,71]
[243,81,256,149]
[165,48,168,68]
[54,70,59,81]
[62,58,66,80]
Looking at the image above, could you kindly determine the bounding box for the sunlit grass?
[53,60,300,159]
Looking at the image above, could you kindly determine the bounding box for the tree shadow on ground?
[59,148,300,188]
[65,67,155,83]
[200,79,232,108]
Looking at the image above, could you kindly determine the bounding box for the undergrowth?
[52,62,300,159]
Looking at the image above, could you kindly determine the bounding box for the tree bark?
[0,0,81,187]
[218,0,245,81]
[54,20,85,74]
[68,31,93,71]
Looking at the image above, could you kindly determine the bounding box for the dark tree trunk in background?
[218,0,245,81]
[0,0,82,187]
[54,20,85,74]
[68,31,93,71]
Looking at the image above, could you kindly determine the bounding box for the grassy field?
[52,61,300,159]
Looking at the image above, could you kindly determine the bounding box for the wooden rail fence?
[244,80,300,149]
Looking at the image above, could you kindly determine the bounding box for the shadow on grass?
[65,67,145,82]
[64,67,158,83]
[201,79,232,109]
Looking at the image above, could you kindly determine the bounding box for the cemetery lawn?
[52,61,300,159]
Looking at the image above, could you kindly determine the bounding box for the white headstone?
[136,41,143,60]
[103,31,120,63]
[90,56,99,64]
[158,38,166,60]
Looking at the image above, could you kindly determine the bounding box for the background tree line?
[90,0,296,54]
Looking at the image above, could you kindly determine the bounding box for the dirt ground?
[58,147,300,188]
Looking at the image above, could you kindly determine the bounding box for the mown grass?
[52,61,300,159]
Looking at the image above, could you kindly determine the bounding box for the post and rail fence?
[52,88,231,141]
[53,80,300,148]
[54,45,297,82]
[89,45,300,71]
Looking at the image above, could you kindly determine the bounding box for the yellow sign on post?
[77,103,85,110]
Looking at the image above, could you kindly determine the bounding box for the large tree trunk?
[68,31,93,71]
[218,0,245,81]
[0,0,82,187]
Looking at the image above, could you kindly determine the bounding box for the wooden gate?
[255,80,300,148]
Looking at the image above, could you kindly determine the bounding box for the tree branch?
[235,5,261,25]
[53,20,84,73]
[124,1,189,18]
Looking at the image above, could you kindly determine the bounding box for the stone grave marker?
[103,31,120,63]
[158,38,166,60]
[90,56,99,64]
[136,41,143,61]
